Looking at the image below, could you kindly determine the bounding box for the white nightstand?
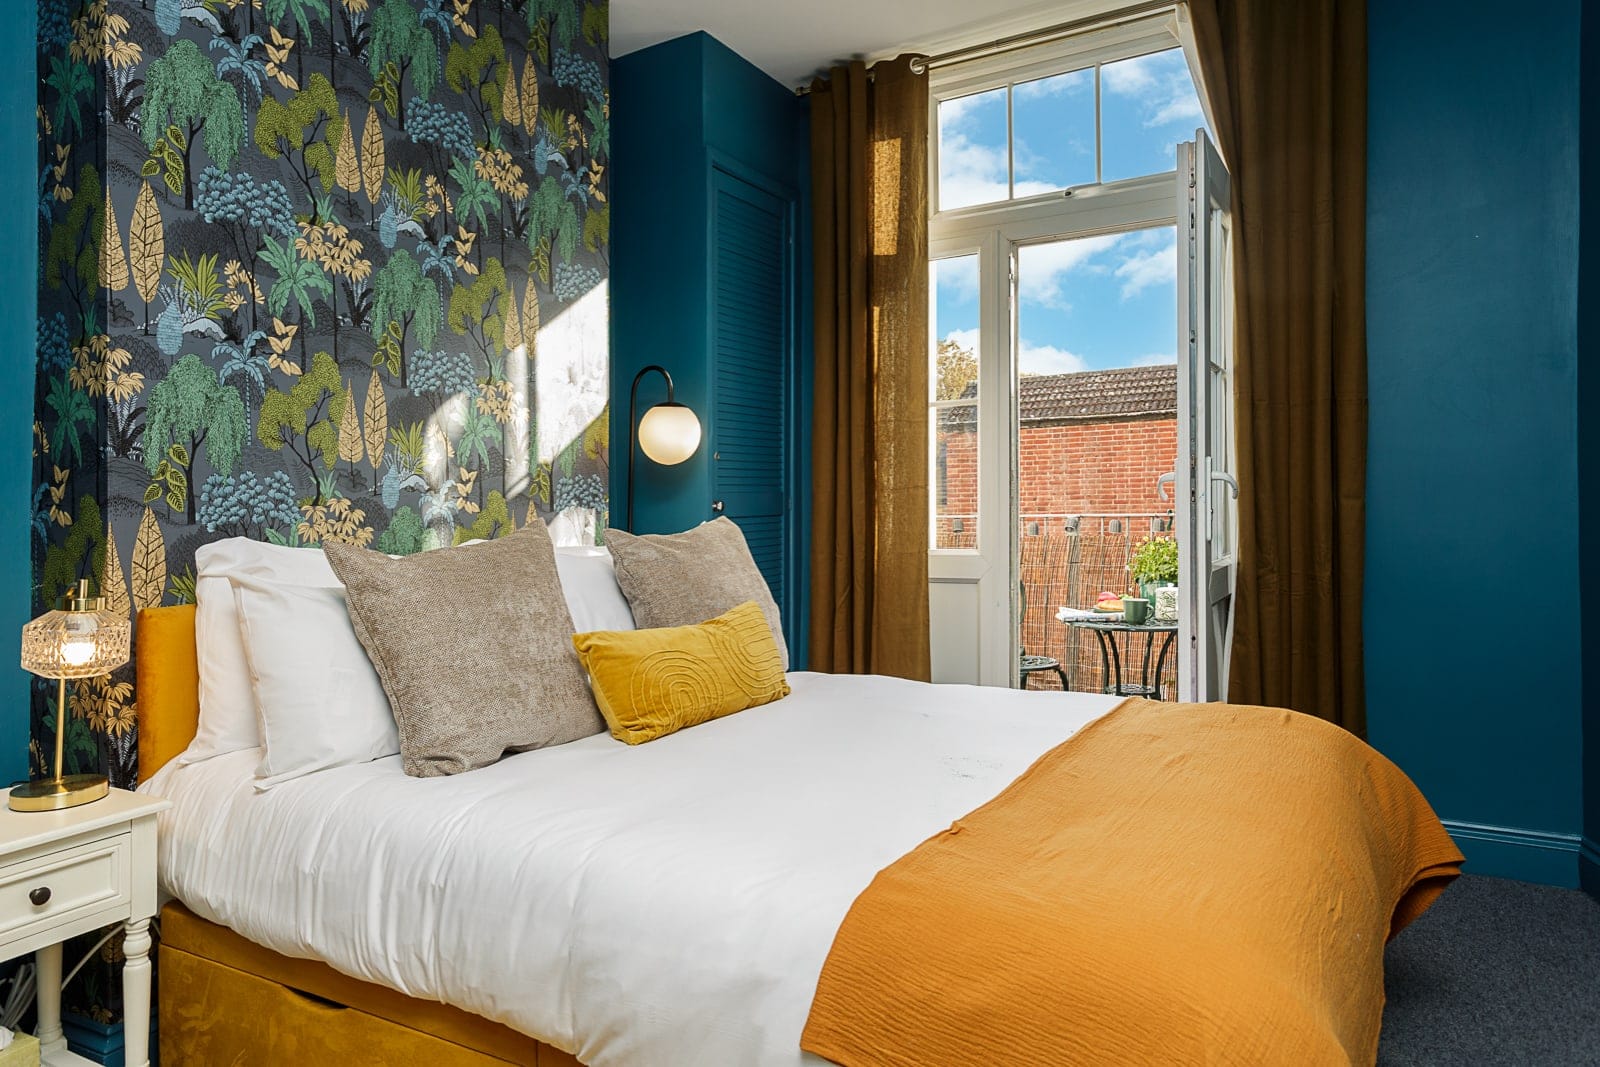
[0,789,169,1067]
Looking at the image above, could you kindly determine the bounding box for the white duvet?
[139,673,1119,1066]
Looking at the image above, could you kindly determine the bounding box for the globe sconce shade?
[637,402,702,465]
[627,365,703,532]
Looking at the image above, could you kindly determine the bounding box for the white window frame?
[926,6,1197,688]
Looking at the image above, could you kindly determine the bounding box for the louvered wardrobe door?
[709,166,794,637]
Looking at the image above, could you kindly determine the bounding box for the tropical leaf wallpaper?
[35,0,612,800]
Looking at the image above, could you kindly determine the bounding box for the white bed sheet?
[139,672,1119,1066]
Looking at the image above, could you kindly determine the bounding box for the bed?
[134,603,1122,1065]
[134,603,1461,1066]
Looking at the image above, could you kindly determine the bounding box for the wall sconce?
[627,365,702,532]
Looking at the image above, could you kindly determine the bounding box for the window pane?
[935,405,977,549]
[938,87,1009,211]
[933,256,980,400]
[1016,226,1177,376]
[1100,47,1207,183]
[1012,68,1096,195]
[932,254,980,549]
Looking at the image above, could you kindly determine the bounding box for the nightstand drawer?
[0,834,131,945]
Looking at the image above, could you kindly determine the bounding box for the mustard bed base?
[136,605,582,1066]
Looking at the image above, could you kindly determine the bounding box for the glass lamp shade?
[21,599,131,680]
[637,402,702,465]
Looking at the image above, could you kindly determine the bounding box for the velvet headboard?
[135,605,201,782]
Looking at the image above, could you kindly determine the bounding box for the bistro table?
[1058,611,1178,700]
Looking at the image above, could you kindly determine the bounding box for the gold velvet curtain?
[1187,1,1369,734]
[807,57,931,681]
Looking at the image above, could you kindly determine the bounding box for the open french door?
[1175,131,1237,702]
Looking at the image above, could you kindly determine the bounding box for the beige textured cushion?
[325,525,604,777]
[605,518,789,669]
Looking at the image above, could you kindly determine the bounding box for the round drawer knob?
[28,887,50,907]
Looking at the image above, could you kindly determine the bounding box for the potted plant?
[1129,536,1178,618]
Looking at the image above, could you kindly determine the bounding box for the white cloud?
[1102,48,1205,130]
[1101,53,1159,96]
[941,327,981,356]
[937,131,1010,210]
[1017,233,1125,309]
[1113,239,1177,299]
[935,255,980,304]
[1019,341,1089,376]
[1013,67,1093,102]
[938,329,1087,376]
[1149,95,1203,128]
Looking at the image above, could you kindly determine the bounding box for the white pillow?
[183,538,340,764]
[232,578,399,789]
[555,546,636,633]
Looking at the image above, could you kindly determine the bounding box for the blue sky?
[935,48,1208,375]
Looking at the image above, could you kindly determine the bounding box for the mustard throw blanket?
[801,699,1463,1067]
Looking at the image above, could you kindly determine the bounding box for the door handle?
[711,500,724,513]
[1209,470,1239,499]
[1155,471,1175,502]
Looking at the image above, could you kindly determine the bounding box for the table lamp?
[10,580,130,812]
[626,365,702,531]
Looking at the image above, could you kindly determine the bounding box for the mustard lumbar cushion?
[572,600,790,745]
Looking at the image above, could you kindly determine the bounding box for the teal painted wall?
[611,33,712,537]
[610,32,811,661]
[1,10,37,787]
[1580,0,1600,898]
[1367,0,1585,885]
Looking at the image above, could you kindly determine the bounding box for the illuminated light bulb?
[637,403,701,465]
[60,638,98,668]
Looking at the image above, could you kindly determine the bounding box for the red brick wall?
[937,416,1178,535]
[1017,418,1178,515]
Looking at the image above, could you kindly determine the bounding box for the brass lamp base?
[8,774,110,812]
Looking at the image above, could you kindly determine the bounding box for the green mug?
[1123,597,1152,625]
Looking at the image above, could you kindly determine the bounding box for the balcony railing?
[935,512,1179,697]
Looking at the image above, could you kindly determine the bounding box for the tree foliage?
[256,74,343,198]
[445,24,508,127]
[335,111,361,198]
[360,106,386,208]
[129,183,165,313]
[261,234,333,328]
[257,351,347,482]
[101,190,129,293]
[45,164,102,300]
[197,469,301,536]
[143,40,244,188]
[42,495,105,604]
[370,249,442,382]
[447,257,509,357]
[375,505,424,555]
[194,167,296,239]
[130,507,167,611]
[144,355,248,522]
[936,338,978,401]
[363,369,388,470]
[370,0,438,103]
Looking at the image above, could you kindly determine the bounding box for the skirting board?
[1442,820,1581,888]
[1581,837,1600,901]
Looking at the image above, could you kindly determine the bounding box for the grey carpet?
[1380,874,1600,1066]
